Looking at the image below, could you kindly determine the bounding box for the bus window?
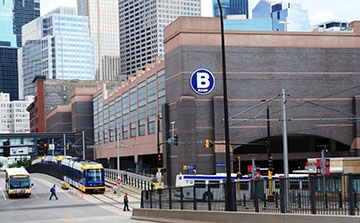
[290,181,300,190]
[240,181,249,190]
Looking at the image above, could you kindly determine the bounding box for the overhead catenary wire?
[229,85,360,125]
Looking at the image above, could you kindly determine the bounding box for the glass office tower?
[22,7,95,97]
[77,0,120,81]
[0,44,19,101]
[213,0,249,19]
[252,0,310,31]
[0,0,40,47]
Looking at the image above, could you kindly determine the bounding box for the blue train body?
[32,156,105,193]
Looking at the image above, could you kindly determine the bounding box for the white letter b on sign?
[197,72,210,88]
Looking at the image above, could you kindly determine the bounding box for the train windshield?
[87,169,103,182]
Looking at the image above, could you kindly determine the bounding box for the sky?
[41,0,359,26]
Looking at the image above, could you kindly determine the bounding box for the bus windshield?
[9,177,30,189]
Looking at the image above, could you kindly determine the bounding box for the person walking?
[123,193,130,211]
[49,184,58,200]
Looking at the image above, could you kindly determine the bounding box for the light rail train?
[31,156,105,193]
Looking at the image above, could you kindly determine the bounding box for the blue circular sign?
[190,69,215,95]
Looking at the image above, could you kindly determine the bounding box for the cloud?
[309,10,335,25]
[41,0,77,15]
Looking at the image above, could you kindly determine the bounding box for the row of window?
[94,69,165,144]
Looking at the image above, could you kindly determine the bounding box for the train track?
[83,183,141,211]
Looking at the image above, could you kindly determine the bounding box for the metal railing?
[104,169,153,191]
[140,174,360,216]
[27,165,153,192]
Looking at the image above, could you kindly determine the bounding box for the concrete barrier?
[132,208,360,223]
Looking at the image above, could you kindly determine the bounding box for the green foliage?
[7,158,31,168]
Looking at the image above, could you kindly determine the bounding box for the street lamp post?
[109,128,121,197]
[116,128,120,179]
[216,0,235,211]
[109,128,121,179]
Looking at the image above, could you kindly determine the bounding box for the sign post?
[116,178,122,197]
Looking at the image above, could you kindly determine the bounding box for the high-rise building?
[253,1,310,31]
[0,43,19,101]
[0,0,40,101]
[213,0,249,19]
[21,7,95,97]
[0,1,17,47]
[0,0,40,47]
[252,0,275,19]
[0,92,33,133]
[119,0,201,76]
[271,2,310,31]
[77,0,120,81]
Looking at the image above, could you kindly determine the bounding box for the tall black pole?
[216,0,235,211]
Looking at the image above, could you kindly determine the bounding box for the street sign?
[49,144,55,150]
[116,178,122,187]
[10,147,29,155]
[190,68,215,95]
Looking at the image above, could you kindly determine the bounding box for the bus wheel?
[203,192,213,201]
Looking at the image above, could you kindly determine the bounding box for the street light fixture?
[216,0,235,211]
[109,128,120,179]
[261,99,274,201]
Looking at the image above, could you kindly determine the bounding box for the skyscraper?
[0,0,40,47]
[119,0,201,76]
[13,0,40,47]
[0,43,19,101]
[271,2,310,31]
[0,0,40,101]
[252,0,274,19]
[77,0,120,81]
[213,0,249,19]
[21,7,95,97]
[252,1,310,31]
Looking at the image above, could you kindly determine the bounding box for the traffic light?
[233,160,239,173]
[43,142,48,151]
[157,154,163,167]
[37,139,44,156]
[37,139,48,155]
[268,156,273,171]
[173,134,178,146]
[233,156,241,174]
[204,139,214,148]
[3,140,10,157]
[66,143,72,150]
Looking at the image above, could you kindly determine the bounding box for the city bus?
[5,167,33,198]
[174,173,309,201]
[175,173,252,201]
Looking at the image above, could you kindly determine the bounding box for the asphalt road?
[0,172,157,223]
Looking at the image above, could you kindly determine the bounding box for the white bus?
[5,167,33,198]
[175,173,309,201]
[175,173,252,201]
